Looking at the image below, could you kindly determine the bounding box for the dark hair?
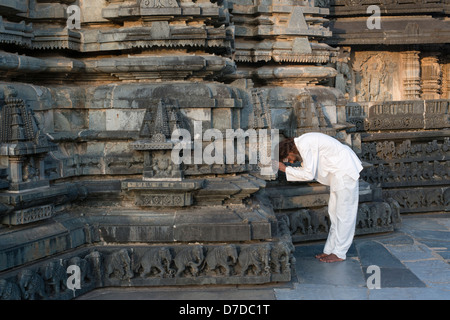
[279,138,299,160]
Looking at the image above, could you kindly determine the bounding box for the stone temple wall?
[325,0,449,216]
[0,0,446,300]
[0,0,331,299]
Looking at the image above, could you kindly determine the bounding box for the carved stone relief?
[0,235,294,299]
[352,52,399,102]
[334,48,353,99]
[346,50,449,103]
[283,199,401,242]
[346,100,449,132]
[359,137,449,213]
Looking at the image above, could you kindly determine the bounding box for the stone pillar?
[8,157,23,184]
[35,154,46,181]
[421,53,441,100]
[441,60,450,99]
[401,51,421,100]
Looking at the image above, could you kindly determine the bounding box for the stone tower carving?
[132,99,186,181]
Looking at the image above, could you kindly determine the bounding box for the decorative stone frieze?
[345,99,449,214]
[0,238,294,299]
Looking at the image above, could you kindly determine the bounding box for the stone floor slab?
[384,243,435,261]
[295,256,366,287]
[368,287,450,300]
[362,266,426,288]
[404,230,450,243]
[403,259,450,286]
[356,241,405,268]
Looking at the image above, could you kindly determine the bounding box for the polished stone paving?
[78,213,450,300]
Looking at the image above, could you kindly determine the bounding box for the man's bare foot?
[315,253,329,259]
[319,254,344,263]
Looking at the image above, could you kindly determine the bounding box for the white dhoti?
[323,175,359,260]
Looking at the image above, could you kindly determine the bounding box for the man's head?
[279,138,301,163]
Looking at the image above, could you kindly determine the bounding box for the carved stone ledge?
[86,54,236,81]
[231,0,334,65]
[84,25,232,53]
[254,66,338,86]
[330,0,450,16]
[0,237,293,299]
[0,17,33,48]
[0,51,237,82]
[235,40,338,64]
[0,193,293,299]
[122,179,203,207]
[102,0,228,21]
[1,204,54,225]
[327,17,450,46]
[32,28,81,51]
[346,100,450,132]
[0,183,87,225]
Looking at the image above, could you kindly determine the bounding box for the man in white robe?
[278,132,363,263]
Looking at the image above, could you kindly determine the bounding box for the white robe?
[285,132,363,259]
[285,132,363,192]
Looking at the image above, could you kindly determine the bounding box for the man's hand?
[278,162,286,172]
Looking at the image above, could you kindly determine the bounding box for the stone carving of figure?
[134,247,174,278]
[237,245,270,276]
[104,249,134,281]
[0,279,22,300]
[335,48,352,98]
[354,53,396,102]
[203,245,238,276]
[270,241,293,274]
[17,270,46,300]
[174,245,204,277]
[289,209,311,235]
[38,260,67,296]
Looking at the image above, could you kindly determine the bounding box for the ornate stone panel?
[346,99,449,214]
[0,218,294,299]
